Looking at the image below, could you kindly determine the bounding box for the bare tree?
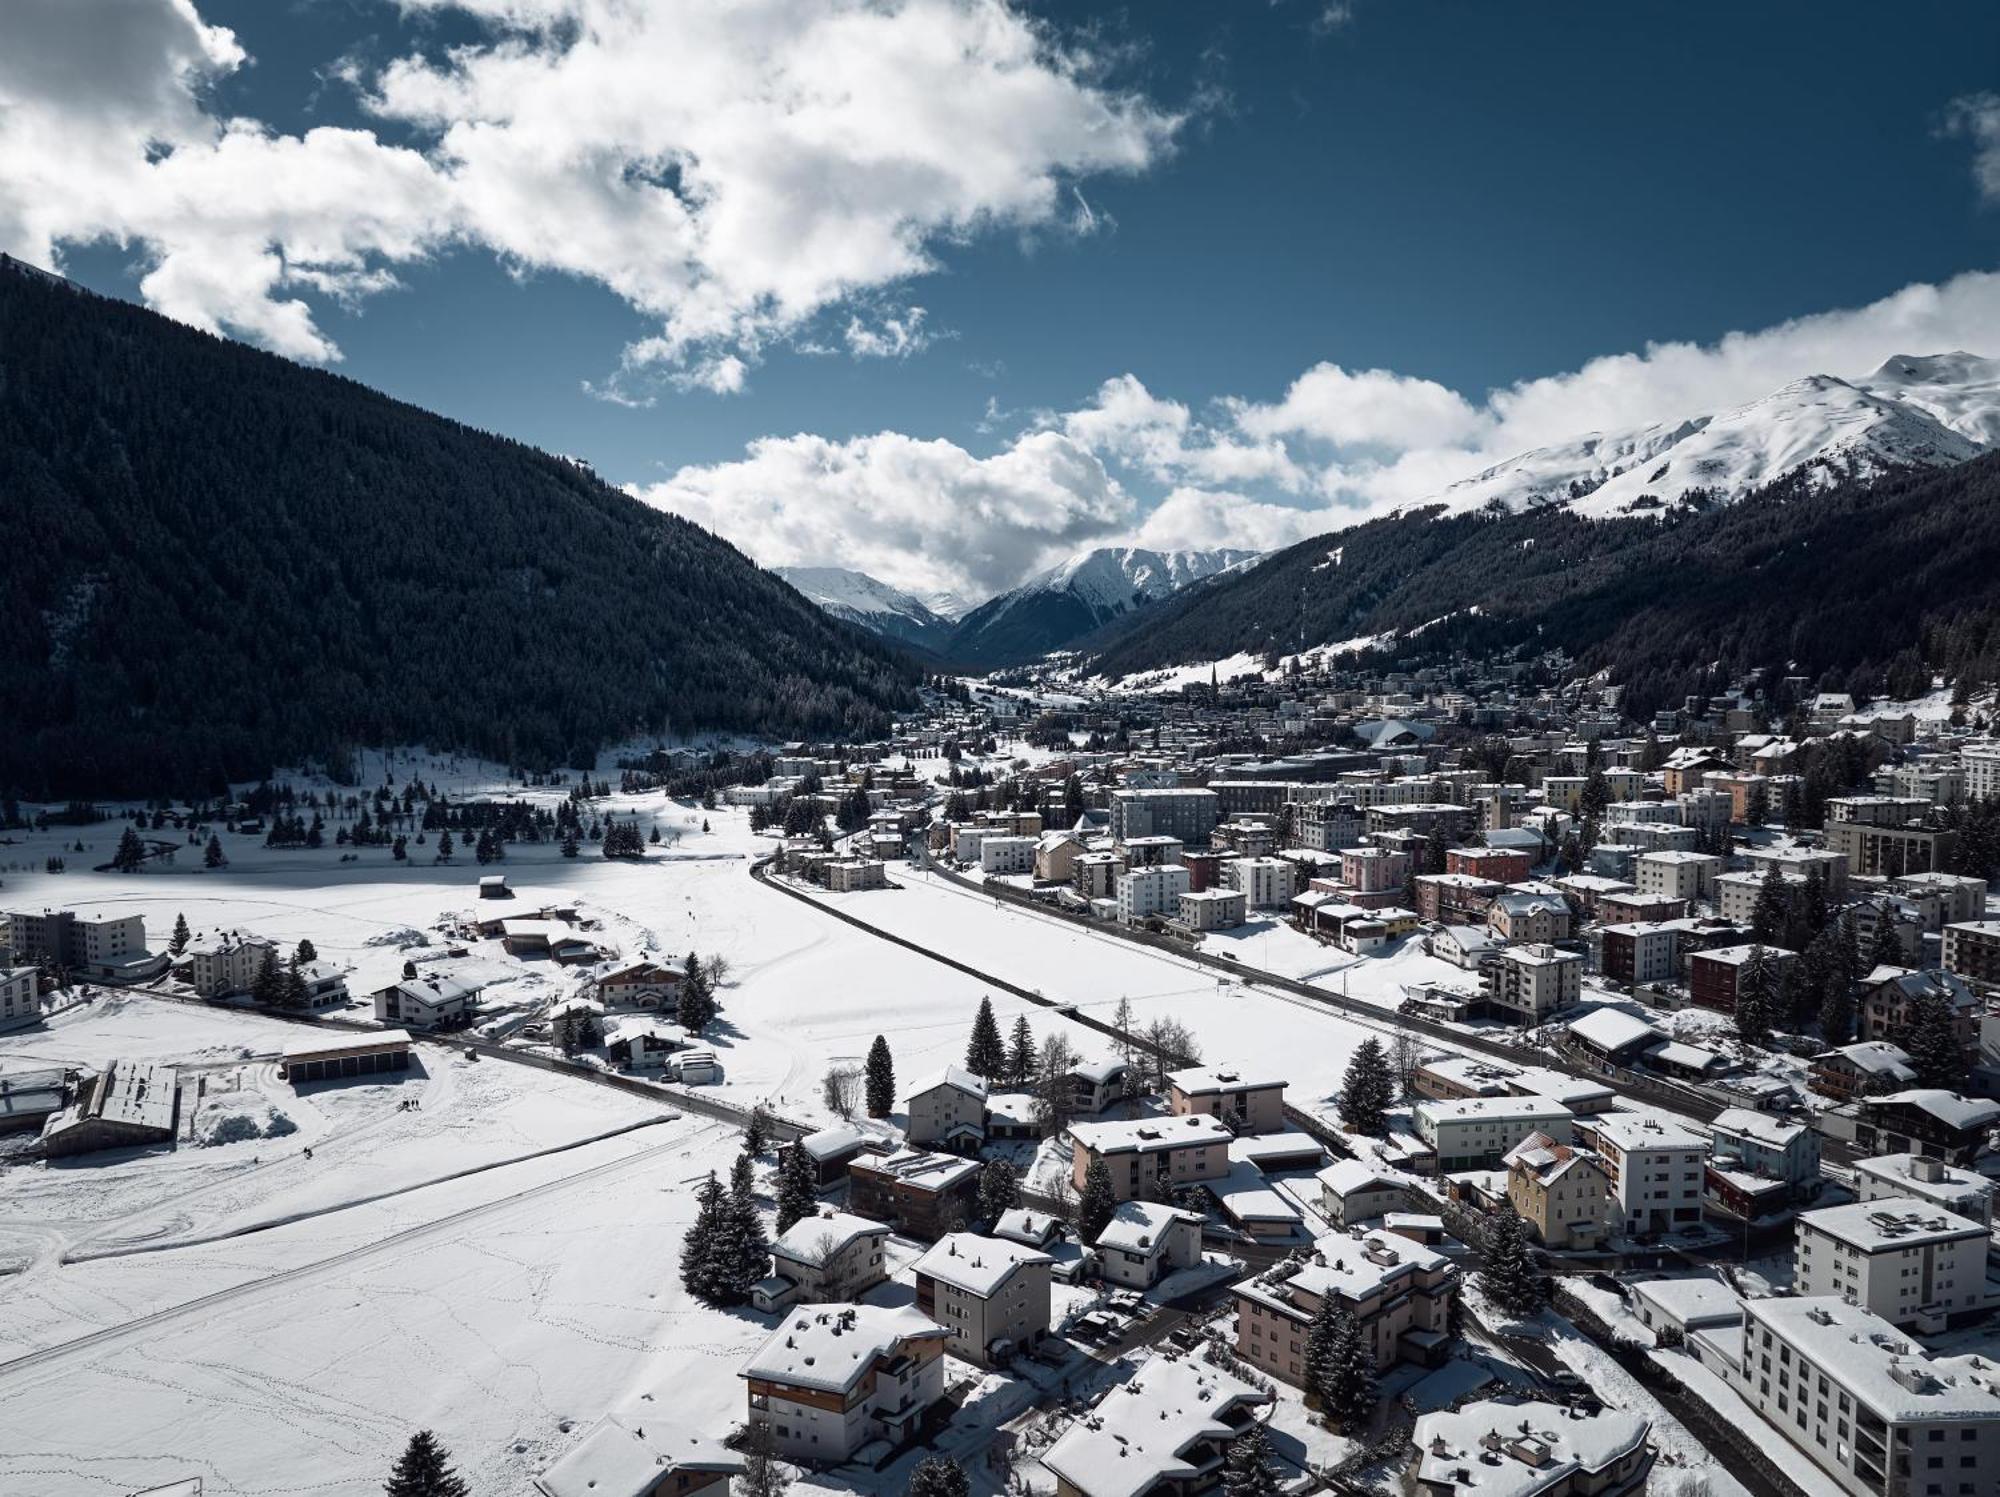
[706,953,734,988]
[1034,1031,1080,1134]
[1389,1030,1425,1101]
[822,1064,861,1119]
[1138,1016,1201,1090]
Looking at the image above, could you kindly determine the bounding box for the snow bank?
[192,1091,298,1147]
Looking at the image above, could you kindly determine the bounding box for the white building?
[1092,1200,1203,1289]
[1635,850,1721,904]
[978,835,1036,876]
[0,966,38,1026]
[1116,863,1190,926]
[1226,855,1296,909]
[1414,1096,1574,1171]
[1586,1111,1708,1236]
[1407,1398,1653,1497]
[1852,1153,1996,1225]
[1177,887,1247,931]
[1718,1296,2000,1497]
[740,1303,948,1462]
[1483,944,1582,1024]
[372,973,480,1029]
[912,1232,1052,1366]
[1794,1198,1992,1330]
[185,929,276,998]
[1041,1354,1272,1497]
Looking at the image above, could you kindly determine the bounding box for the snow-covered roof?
[1209,1159,1303,1227]
[1093,1199,1201,1255]
[1626,1274,1743,1330]
[912,1231,1050,1296]
[1865,1090,2000,1129]
[1248,1228,1449,1312]
[1747,1296,2000,1421]
[1411,1397,1650,1497]
[1040,1355,1273,1497]
[1817,1040,1916,1079]
[1640,1039,1731,1075]
[1796,1197,1984,1251]
[1587,1111,1706,1153]
[770,1211,889,1268]
[796,1122,869,1160]
[739,1303,945,1395]
[993,1207,1064,1247]
[1068,1056,1129,1085]
[535,1412,743,1497]
[1067,1113,1232,1157]
[1316,1157,1402,1197]
[281,1029,411,1061]
[849,1147,980,1190]
[1708,1107,1811,1150]
[1167,1063,1283,1096]
[1415,1095,1573,1126]
[1501,1132,1600,1186]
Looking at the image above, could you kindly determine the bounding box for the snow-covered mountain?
[1412,353,1996,522]
[948,546,1260,666]
[773,566,960,653]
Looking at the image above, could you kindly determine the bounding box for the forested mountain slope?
[0,259,916,797]
[1088,455,2000,715]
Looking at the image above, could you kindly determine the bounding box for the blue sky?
[11,0,2000,598]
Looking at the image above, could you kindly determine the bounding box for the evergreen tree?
[774,1143,819,1235]
[679,1171,729,1302]
[383,1430,470,1497]
[1903,987,1968,1090]
[965,995,1006,1080]
[1077,1156,1117,1244]
[737,1420,789,1497]
[1309,1306,1376,1431]
[677,963,717,1036]
[731,1149,757,1204]
[1221,1425,1281,1497]
[112,824,147,873]
[169,912,191,954]
[1006,1014,1037,1085]
[203,832,225,868]
[744,1104,771,1156]
[280,956,310,1011]
[1751,865,1789,944]
[864,1034,896,1119]
[1866,905,1907,973]
[295,937,317,964]
[906,1456,968,1497]
[1734,944,1772,1048]
[560,828,579,859]
[251,946,282,1006]
[436,829,454,861]
[1337,1038,1394,1137]
[1479,1204,1545,1318]
[978,1158,1020,1223]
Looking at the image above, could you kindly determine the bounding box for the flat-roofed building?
[1406,1397,1652,1497]
[1794,1197,1992,1329]
[534,1412,743,1497]
[1066,1113,1232,1202]
[1232,1227,1456,1380]
[279,1029,412,1084]
[1414,1096,1574,1172]
[1582,1112,1708,1236]
[1483,944,1582,1024]
[1167,1064,1286,1134]
[41,1058,181,1158]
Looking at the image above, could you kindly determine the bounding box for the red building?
[1445,847,1531,884]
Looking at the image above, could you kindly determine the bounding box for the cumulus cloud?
[635,428,1133,600]
[0,0,1179,374]
[644,268,2000,597]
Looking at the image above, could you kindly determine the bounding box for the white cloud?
[844,307,935,360]
[1943,93,2000,203]
[1232,362,1487,451]
[634,428,1133,600]
[0,0,1179,374]
[644,268,2000,597]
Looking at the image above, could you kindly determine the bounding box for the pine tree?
[737,1419,789,1497]
[679,1171,728,1302]
[1734,944,1772,1048]
[965,995,1006,1079]
[1479,1204,1545,1318]
[280,956,310,1011]
[1337,1038,1393,1137]
[1111,995,1139,1064]
[112,824,146,873]
[978,1158,1020,1223]
[1077,1156,1116,1244]
[1751,865,1789,944]
[383,1429,470,1497]
[1866,905,1907,973]
[203,832,226,868]
[731,1149,757,1204]
[906,1456,968,1497]
[560,828,579,859]
[1221,1424,1281,1497]
[169,912,191,954]
[251,947,282,1006]
[677,964,717,1036]
[719,1168,771,1301]
[1903,986,1968,1090]
[864,1034,895,1119]
[1006,1014,1037,1085]
[744,1104,771,1156]
[296,938,317,964]
[1304,1303,1375,1430]
[774,1143,819,1235]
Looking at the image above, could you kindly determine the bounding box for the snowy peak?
[774,566,959,652]
[946,545,1262,667]
[1421,351,1995,521]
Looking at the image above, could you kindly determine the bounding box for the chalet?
[847,1148,982,1239]
[594,959,684,1008]
[1093,1200,1202,1290]
[1847,1089,2000,1165]
[756,1210,891,1311]
[603,1015,689,1070]
[903,1064,988,1151]
[372,973,481,1030]
[1809,1040,1917,1103]
[740,1303,949,1462]
[1066,1057,1132,1115]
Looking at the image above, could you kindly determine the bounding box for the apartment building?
[1,965,39,1026]
[1892,872,1988,931]
[1109,788,1220,847]
[1041,1355,1272,1497]
[1635,851,1721,904]
[1961,741,2000,801]
[1825,820,1955,880]
[1445,846,1532,884]
[1414,1096,1574,1171]
[1092,1200,1203,1289]
[1167,1064,1287,1134]
[1593,922,1683,986]
[1503,1132,1613,1250]
[185,929,276,999]
[1794,1199,1991,1330]
[1483,944,1582,1024]
[1225,855,1296,909]
[740,1303,949,1462]
[912,1232,1051,1367]
[1486,890,1572,944]
[902,1065,988,1151]
[1706,1108,1823,1220]
[1341,845,1410,896]
[1859,969,1979,1057]
[1688,944,1799,1015]
[1178,887,1248,931]
[847,1148,982,1239]
[3,909,152,977]
[1940,920,2000,987]
[1066,1114,1232,1202]
[1408,1398,1652,1497]
[1116,863,1191,926]
[1584,1112,1708,1236]
[1852,1154,1996,1225]
[1721,1296,2000,1497]
[1232,1228,1456,1381]
[758,1212,891,1310]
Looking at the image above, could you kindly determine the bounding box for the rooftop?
[739,1303,945,1395]
[1068,1113,1232,1156]
[535,1412,743,1497]
[1796,1197,1985,1251]
[1094,1199,1202,1254]
[770,1210,889,1268]
[1040,1354,1273,1497]
[913,1231,1050,1295]
[1746,1296,2000,1422]
[1412,1397,1650,1497]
